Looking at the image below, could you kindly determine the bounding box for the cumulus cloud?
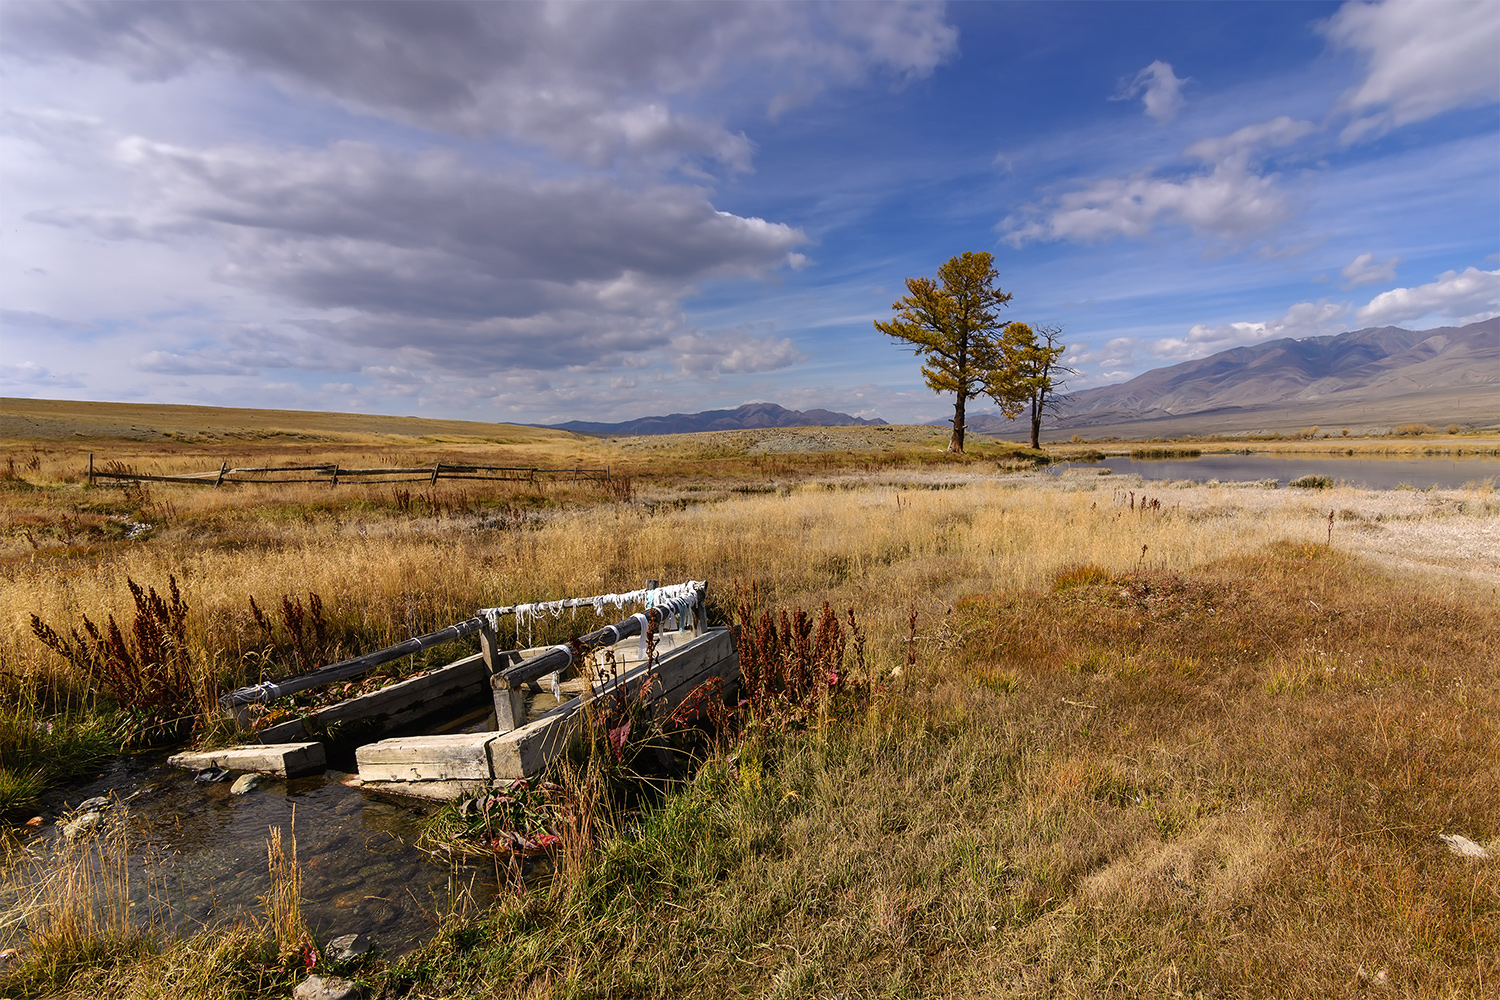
[1323,0,1500,143]
[671,329,804,375]
[1156,300,1351,359]
[1001,115,1314,246]
[1063,337,1142,385]
[1002,160,1289,245]
[30,137,807,375]
[1354,266,1500,326]
[1340,251,1400,288]
[0,360,86,389]
[2,1,956,171]
[1112,60,1188,123]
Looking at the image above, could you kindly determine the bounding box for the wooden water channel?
[170,581,738,800]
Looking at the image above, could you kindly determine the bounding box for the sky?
[1,0,1497,426]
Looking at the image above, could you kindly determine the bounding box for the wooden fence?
[86,454,610,488]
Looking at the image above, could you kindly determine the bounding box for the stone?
[76,796,111,812]
[326,933,372,962]
[293,975,360,1000]
[61,811,102,839]
[229,773,264,796]
[1438,833,1492,859]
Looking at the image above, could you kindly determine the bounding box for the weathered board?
[168,742,326,778]
[355,627,738,798]
[253,647,545,745]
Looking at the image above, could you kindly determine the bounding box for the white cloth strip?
[477,580,704,621]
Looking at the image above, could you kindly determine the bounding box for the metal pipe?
[220,617,485,707]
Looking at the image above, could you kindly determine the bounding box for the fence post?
[214,461,228,487]
[430,463,441,486]
[88,453,94,488]
[330,463,339,488]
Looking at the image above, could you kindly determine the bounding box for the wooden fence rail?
[86,454,610,488]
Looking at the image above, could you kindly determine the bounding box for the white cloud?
[0,359,86,389]
[2,1,957,173]
[1002,159,1291,245]
[1340,251,1400,288]
[1157,300,1351,359]
[1002,115,1316,246]
[1112,60,1188,123]
[1184,116,1316,165]
[1355,266,1500,326]
[1323,0,1500,142]
[671,330,804,375]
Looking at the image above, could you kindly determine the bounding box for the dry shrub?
[28,577,200,746]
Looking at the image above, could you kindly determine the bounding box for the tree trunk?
[1029,391,1042,449]
[949,393,966,454]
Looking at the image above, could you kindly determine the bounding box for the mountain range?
[545,402,886,436]
[545,319,1496,440]
[958,317,1498,439]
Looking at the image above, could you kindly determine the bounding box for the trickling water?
[5,755,501,956]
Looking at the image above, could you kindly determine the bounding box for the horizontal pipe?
[220,617,485,708]
[498,611,655,689]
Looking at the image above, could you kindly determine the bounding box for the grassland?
[1,399,1498,998]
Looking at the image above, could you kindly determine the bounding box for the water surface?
[6,756,501,955]
[1050,454,1499,490]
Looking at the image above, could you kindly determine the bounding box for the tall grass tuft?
[1,807,153,984]
[260,825,311,968]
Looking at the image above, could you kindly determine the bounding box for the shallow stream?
[1049,453,1499,490]
[4,754,501,956]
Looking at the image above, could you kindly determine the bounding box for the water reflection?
[1049,454,1499,490]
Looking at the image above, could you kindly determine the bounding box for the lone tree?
[874,251,1013,454]
[985,322,1072,449]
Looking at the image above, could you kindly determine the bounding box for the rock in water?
[230,773,264,796]
[61,812,102,839]
[326,933,373,962]
[76,796,111,812]
[293,976,360,1000]
[1438,833,1492,859]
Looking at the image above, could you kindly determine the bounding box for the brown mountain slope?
[960,318,1498,440]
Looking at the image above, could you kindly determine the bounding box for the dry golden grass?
[3,401,1499,998]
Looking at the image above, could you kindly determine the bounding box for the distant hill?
[952,318,1499,441]
[546,402,887,437]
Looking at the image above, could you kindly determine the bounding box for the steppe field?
[2,398,1498,1000]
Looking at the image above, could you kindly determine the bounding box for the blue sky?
[1,0,1496,425]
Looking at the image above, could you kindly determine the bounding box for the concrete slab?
[168,742,326,777]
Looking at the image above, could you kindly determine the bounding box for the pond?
[3,755,502,956]
[1049,454,1500,490]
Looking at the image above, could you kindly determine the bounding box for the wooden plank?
[490,628,738,780]
[255,653,489,744]
[354,733,498,782]
[168,742,325,777]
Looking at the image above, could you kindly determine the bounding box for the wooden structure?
[354,627,737,800]
[87,455,609,488]
[204,581,738,801]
